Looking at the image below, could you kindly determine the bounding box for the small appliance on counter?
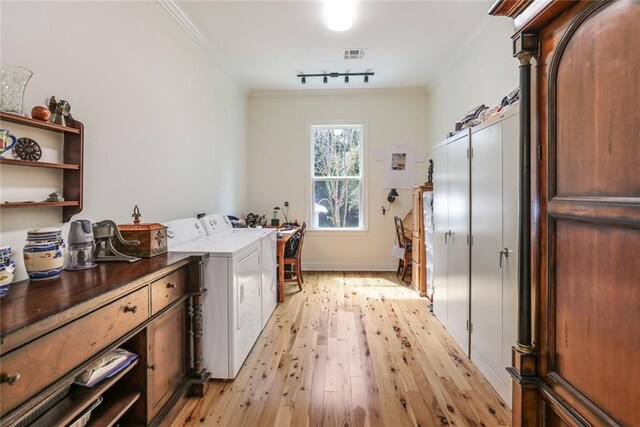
[114,206,168,258]
[93,220,140,263]
[23,228,65,280]
[0,245,16,296]
[66,219,97,270]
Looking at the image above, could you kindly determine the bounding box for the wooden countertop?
[1,252,205,350]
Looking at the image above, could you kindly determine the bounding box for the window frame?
[308,123,367,232]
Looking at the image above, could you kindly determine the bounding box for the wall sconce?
[387,188,399,203]
[381,188,399,215]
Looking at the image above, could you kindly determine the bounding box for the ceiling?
[176,0,495,91]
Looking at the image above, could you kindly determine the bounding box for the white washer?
[199,214,277,329]
[164,217,262,380]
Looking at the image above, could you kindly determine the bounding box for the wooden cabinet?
[0,112,84,222]
[0,254,209,427]
[490,0,640,425]
[410,183,433,298]
[146,301,187,422]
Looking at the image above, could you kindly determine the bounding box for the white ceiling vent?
[344,48,366,60]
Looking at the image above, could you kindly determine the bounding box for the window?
[311,124,364,230]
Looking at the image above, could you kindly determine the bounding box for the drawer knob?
[1,372,21,385]
[166,283,177,289]
[123,305,138,314]
[147,364,157,371]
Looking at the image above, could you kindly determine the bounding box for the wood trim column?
[187,255,211,397]
[509,31,540,427]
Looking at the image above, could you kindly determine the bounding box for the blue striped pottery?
[24,230,65,281]
[0,258,15,296]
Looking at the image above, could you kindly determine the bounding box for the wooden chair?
[284,222,307,291]
[394,216,412,283]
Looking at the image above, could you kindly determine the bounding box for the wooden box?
[114,223,167,258]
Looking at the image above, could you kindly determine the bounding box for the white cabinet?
[433,131,470,353]
[432,110,519,406]
[469,111,519,405]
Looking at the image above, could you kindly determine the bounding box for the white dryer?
[164,218,262,380]
[199,214,277,329]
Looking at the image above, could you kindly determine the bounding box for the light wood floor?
[170,272,511,427]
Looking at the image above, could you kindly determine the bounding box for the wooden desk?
[276,227,300,302]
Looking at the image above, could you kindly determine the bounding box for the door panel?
[446,134,470,353]
[261,233,277,329]
[470,124,504,380]
[501,114,519,391]
[433,145,448,323]
[233,248,261,376]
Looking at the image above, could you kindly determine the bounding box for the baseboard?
[471,348,512,408]
[302,263,397,272]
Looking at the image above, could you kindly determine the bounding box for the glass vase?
[0,64,33,116]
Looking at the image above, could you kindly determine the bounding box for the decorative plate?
[15,137,42,161]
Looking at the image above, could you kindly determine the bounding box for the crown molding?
[249,87,428,100]
[157,0,248,94]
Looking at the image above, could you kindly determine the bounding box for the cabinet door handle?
[499,247,509,268]
[1,372,21,385]
[445,230,453,244]
[166,283,177,289]
[147,364,157,371]
[123,305,138,314]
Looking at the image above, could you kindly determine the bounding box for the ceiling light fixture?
[297,71,374,85]
[324,0,355,32]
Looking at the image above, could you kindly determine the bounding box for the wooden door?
[147,301,187,422]
[538,1,640,424]
[445,134,470,354]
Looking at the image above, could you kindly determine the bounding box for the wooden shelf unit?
[0,112,84,221]
[1,201,80,209]
[86,390,141,427]
[0,158,80,170]
[30,359,140,427]
[0,112,80,135]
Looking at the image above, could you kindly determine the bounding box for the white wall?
[1,1,247,281]
[247,89,428,270]
[426,18,518,149]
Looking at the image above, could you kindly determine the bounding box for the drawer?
[0,286,149,414]
[150,268,187,315]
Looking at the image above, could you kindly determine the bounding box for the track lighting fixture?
[297,71,374,85]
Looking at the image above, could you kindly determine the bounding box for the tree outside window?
[311,125,364,229]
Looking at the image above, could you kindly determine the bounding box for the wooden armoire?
[490,0,640,425]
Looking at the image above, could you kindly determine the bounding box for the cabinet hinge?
[466,320,469,330]
[466,148,470,159]
[466,234,470,245]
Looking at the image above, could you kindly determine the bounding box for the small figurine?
[427,159,433,183]
[132,205,142,224]
[46,191,64,202]
[46,96,72,126]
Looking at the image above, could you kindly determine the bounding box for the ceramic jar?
[0,245,15,296]
[23,228,65,281]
